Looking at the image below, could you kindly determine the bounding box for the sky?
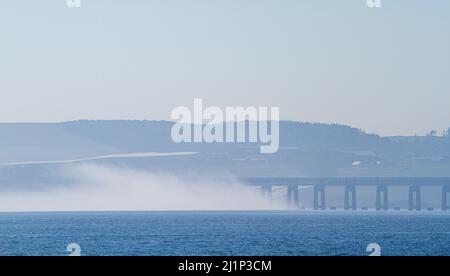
[0,0,449,136]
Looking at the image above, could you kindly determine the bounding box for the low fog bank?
[0,165,284,212]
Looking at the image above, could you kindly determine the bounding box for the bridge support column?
[442,185,450,211]
[261,185,272,202]
[344,184,357,211]
[314,185,326,210]
[409,185,421,211]
[376,185,389,211]
[287,185,299,209]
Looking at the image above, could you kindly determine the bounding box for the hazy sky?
[1,0,449,136]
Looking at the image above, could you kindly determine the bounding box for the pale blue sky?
[0,0,449,136]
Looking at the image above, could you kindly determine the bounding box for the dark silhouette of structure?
[314,185,326,210]
[408,185,422,211]
[376,185,389,211]
[442,185,450,211]
[287,185,299,208]
[344,184,357,211]
[243,177,450,211]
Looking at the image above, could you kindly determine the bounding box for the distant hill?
[0,120,449,189]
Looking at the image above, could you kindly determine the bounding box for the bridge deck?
[236,177,450,186]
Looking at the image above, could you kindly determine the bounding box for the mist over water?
[0,165,284,212]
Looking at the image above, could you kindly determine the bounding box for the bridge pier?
[314,185,326,210]
[261,184,272,202]
[344,185,357,210]
[376,185,389,211]
[442,185,450,211]
[287,185,299,209]
[409,185,421,211]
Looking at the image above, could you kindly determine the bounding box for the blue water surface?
[0,211,449,256]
